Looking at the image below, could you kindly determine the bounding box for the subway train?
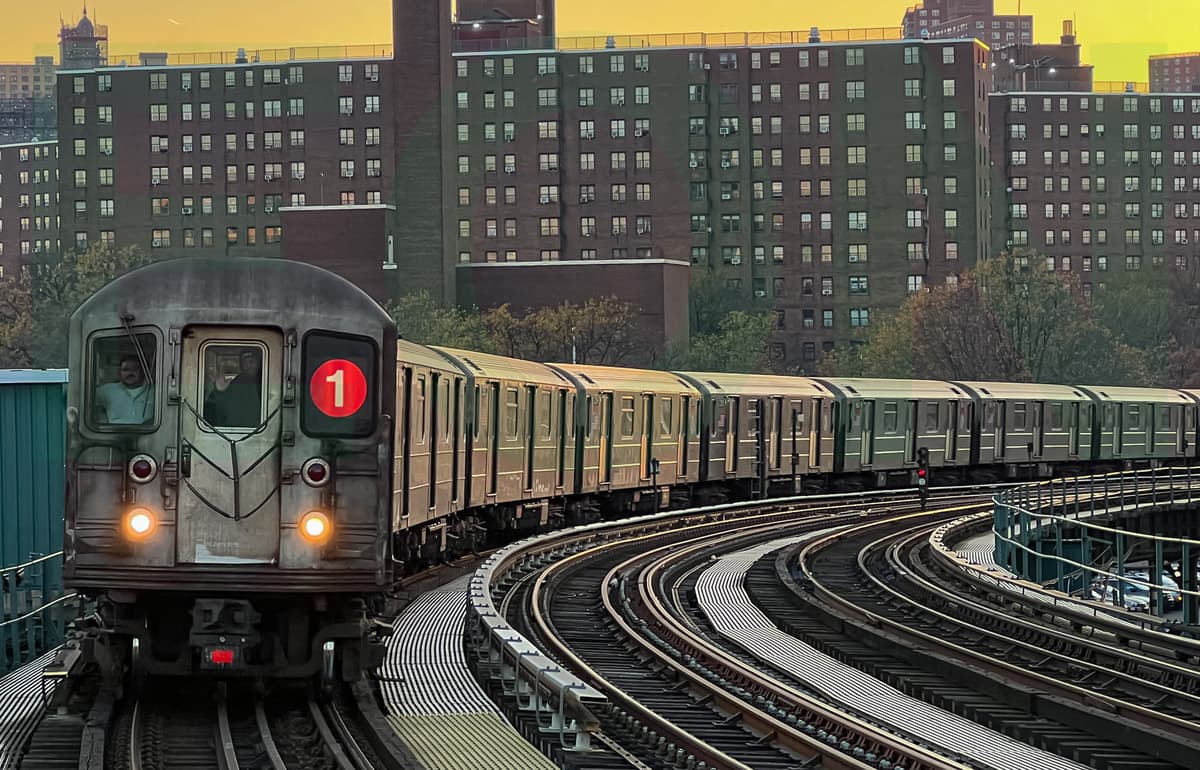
[59,257,1200,685]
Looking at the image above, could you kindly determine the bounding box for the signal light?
[301,458,331,487]
[209,648,235,666]
[123,507,157,540]
[299,511,332,544]
[128,454,158,483]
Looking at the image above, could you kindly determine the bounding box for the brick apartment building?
[16,0,1198,369]
[1150,53,1200,93]
[992,90,1200,291]
[0,58,58,143]
[902,0,1032,46]
[0,140,59,278]
[448,36,993,365]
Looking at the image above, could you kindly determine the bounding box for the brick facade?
[0,140,59,277]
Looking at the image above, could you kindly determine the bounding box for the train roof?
[1074,385,1198,405]
[951,381,1092,402]
[431,347,571,387]
[675,371,834,398]
[399,340,466,373]
[1185,390,1200,403]
[72,257,393,330]
[545,363,699,394]
[811,377,970,400]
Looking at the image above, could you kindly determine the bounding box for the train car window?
[1128,404,1142,430]
[201,343,266,430]
[89,332,158,430]
[588,396,598,439]
[710,398,724,438]
[1049,403,1063,431]
[540,390,552,439]
[923,402,939,433]
[473,386,482,440]
[300,332,377,438]
[416,376,427,442]
[1161,405,1176,431]
[1013,403,1027,431]
[691,399,700,438]
[660,396,674,437]
[620,396,635,438]
[1104,403,1115,428]
[823,403,834,433]
[883,402,898,434]
[850,402,862,431]
[442,379,452,439]
[982,402,996,431]
[505,388,519,439]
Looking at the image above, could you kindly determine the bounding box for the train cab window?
[89,333,157,429]
[300,331,376,438]
[883,402,898,434]
[505,388,519,439]
[201,343,265,430]
[620,396,635,438]
[659,397,673,437]
[923,402,939,433]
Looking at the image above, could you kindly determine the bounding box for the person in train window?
[203,348,263,428]
[95,355,154,425]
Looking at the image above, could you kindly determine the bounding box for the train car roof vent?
[950,387,961,395]
[459,356,484,373]
[845,386,858,394]
[707,379,721,389]
[979,388,991,395]
[1099,391,1109,398]
[578,372,596,384]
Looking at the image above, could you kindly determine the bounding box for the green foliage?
[0,243,153,368]
[664,310,778,373]
[385,290,494,352]
[820,250,1188,387]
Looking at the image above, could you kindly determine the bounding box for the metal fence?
[992,466,1200,623]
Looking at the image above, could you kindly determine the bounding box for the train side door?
[1033,401,1045,457]
[677,395,689,477]
[810,399,823,468]
[1113,404,1124,456]
[861,400,875,465]
[771,397,783,471]
[177,327,283,564]
[725,397,739,474]
[945,400,958,462]
[1069,402,1081,456]
[487,383,500,496]
[599,392,613,484]
[1181,406,1193,455]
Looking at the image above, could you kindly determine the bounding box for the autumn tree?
[663,310,779,373]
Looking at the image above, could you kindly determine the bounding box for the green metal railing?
[0,551,74,676]
[992,466,1200,625]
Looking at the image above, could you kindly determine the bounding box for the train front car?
[63,257,396,684]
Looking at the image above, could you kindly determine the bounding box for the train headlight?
[299,511,332,544]
[123,507,158,540]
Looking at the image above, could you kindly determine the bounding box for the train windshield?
[89,332,158,429]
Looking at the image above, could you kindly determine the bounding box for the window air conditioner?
[689,160,698,168]
[182,206,193,215]
[634,129,644,137]
[719,127,730,136]
[730,256,741,264]
[152,239,162,247]
[540,195,550,204]
[755,290,766,298]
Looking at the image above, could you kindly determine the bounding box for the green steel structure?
[0,370,70,676]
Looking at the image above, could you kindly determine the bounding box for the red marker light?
[306,463,327,483]
[209,649,234,665]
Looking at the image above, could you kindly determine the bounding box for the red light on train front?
[299,511,332,545]
[128,454,158,484]
[301,458,331,487]
[123,507,158,540]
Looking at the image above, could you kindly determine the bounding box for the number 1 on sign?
[325,368,345,408]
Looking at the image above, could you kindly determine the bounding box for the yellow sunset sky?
[2,1,1195,82]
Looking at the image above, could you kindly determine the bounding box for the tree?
[0,269,34,368]
[908,274,1030,381]
[5,243,153,368]
[385,290,493,352]
[664,310,778,373]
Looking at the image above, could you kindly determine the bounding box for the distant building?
[992,20,1094,93]
[1150,53,1200,93]
[0,140,60,278]
[0,57,58,143]
[902,0,1032,46]
[59,6,107,71]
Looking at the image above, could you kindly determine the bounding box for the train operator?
[95,355,154,425]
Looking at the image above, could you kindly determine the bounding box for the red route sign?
[310,359,367,418]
